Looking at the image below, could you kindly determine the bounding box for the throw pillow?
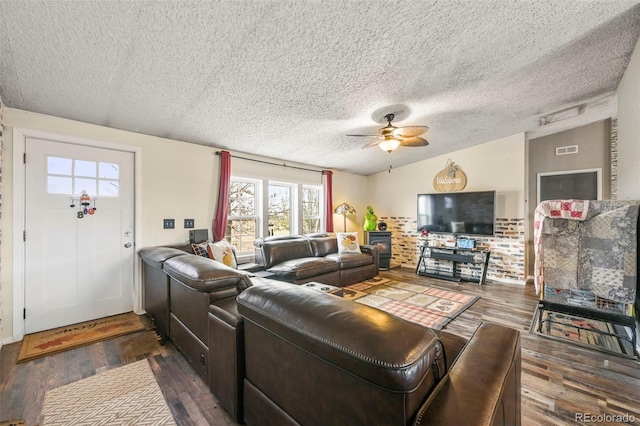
[337,232,361,254]
[207,240,238,269]
[191,242,209,257]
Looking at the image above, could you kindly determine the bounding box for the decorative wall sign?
[433,159,467,192]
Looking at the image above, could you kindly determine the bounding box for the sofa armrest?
[360,244,379,275]
[413,323,521,426]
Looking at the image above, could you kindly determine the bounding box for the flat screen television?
[417,191,496,236]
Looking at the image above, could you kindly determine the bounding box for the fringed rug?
[41,359,175,425]
[344,277,479,330]
[18,312,148,363]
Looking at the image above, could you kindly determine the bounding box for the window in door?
[47,156,120,197]
[227,179,260,256]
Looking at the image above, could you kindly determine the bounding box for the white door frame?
[536,168,602,205]
[12,128,143,341]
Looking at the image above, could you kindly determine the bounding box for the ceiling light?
[539,103,586,126]
[378,137,400,153]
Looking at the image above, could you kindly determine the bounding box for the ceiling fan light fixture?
[378,138,400,153]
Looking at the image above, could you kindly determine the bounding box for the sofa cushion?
[138,246,187,268]
[267,257,340,280]
[324,252,373,269]
[308,234,338,257]
[337,232,361,253]
[207,240,238,269]
[191,242,209,257]
[163,254,251,294]
[255,237,314,268]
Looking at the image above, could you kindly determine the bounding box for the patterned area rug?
[42,359,175,425]
[17,312,148,363]
[343,277,479,330]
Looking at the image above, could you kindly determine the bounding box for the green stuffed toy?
[363,205,378,231]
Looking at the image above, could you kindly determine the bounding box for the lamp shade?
[378,137,400,153]
[334,202,356,215]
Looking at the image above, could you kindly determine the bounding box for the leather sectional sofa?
[139,244,521,425]
[253,233,378,286]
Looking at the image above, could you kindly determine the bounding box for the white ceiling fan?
[347,113,429,153]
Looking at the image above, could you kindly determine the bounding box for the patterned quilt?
[536,200,639,305]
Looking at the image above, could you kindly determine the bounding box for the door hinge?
[23,153,26,164]
[23,230,26,242]
[23,309,26,319]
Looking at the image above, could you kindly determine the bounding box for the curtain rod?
[215,151,325,173]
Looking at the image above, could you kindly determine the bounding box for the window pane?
[74,178,97,196]
[227,218,257,254]
[99,162,120,179]
[303,218,320,234]
[229,182,256,216]
[98,179,119,196]
[75,160,97,177]
[48,176,72,194]
[303,187,320,216]
[269,184,291,235]
[47,157,72,175]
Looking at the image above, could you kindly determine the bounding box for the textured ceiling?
[1,1,640,175]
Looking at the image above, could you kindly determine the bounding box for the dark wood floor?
[2,268,639,425]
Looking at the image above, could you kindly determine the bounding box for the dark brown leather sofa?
[237,282,521,426]
[253,233,378,286]
[139,247,521,426]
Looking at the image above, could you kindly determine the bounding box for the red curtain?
[212,150,231,241]
[322,170,334,232]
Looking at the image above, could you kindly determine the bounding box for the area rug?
[343,277,479,330]
[17,312,147,363]
[41,359,176,425]
[530,308,636,358]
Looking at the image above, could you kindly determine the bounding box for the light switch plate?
[163,219,175,229]
[184,219,195,228]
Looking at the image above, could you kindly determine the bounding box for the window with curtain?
[227,177,325,257]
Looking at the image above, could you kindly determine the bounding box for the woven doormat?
[344,277,478,330]
[17,312,147,363]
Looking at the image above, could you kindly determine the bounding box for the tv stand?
[416,243,490,285]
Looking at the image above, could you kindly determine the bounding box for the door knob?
[124,243,132,248]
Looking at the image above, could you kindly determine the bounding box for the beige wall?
[0,109,366,341]
[366,133,527,219]
[616,36,640,199]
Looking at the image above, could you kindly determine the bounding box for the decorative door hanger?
[70,191,97,218]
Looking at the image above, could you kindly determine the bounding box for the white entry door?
[25,138,135,333]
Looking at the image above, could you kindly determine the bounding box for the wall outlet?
[163,218,175,229]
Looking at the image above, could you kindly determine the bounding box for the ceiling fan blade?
[361,139,383,149]
[399,136,429,147]
[392,126,428,138]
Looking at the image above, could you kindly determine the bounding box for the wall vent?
[556,145,578,156]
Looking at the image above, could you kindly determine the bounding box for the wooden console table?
[415,244,490,285]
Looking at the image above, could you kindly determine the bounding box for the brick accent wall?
[380,216,526,284]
